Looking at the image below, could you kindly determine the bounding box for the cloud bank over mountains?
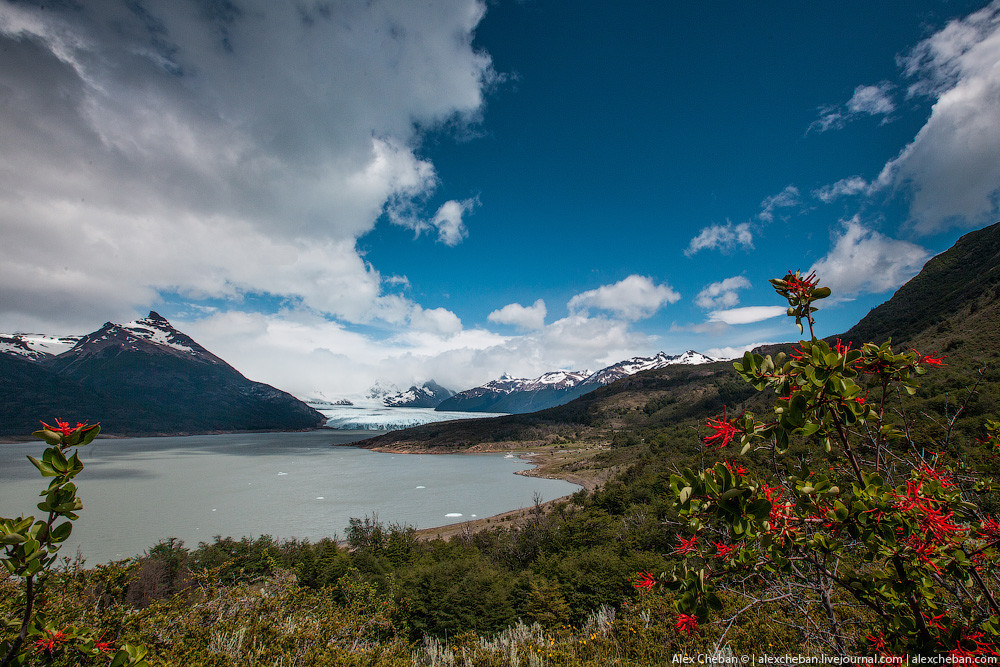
[0,0,489,332]
[3,2,1000,398]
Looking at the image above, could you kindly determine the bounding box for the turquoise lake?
[0,430,579,564]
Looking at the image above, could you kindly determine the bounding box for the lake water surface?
[0,431,578,564]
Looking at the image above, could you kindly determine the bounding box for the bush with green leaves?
[1,420,149,667]
[640,271,1000,659]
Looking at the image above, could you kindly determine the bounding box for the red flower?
[723,459,748,476]
[703,406,740,450]
[900,534,943,575]
[914,350,946,366]
[713,541,736,561]
[34,629,67,654]
[93,632,115,654]
[867,631,889,655]
[923,611,948,631]
[784,270,819,297]
[40,418,89,436]
[674,614,699,636]
[979,517,1000,540]
[673,535,699,555]
[633,571,658,594]
[917,464,955,487]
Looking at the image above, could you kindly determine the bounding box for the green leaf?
[32,429,62,445]
[27,456,57,477]
[50,521,72,542]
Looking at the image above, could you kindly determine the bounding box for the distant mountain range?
[436,351,718,414]
[361,221,1000,453]
[384,381,456,408]
[0,312,324,436]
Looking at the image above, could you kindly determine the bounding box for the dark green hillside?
[0,353,122,434]
[360,360,757,451]
[842,221,1000,346]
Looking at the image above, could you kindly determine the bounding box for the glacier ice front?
[314,404,506,431]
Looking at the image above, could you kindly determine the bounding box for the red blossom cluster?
[914,350,946,367]
[980,517,1000,541]
[702,406,740,450]
[761,479,796,540]
[713,541,737,561]
[784,270,819,297]
[39,418,90,436]
[34,629,67,654]
[722,459,748,476]
[633,571,658,594]
[674,614,699,636]
[673,535,699,555]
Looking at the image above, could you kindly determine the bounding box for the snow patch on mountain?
[0,333,81,360]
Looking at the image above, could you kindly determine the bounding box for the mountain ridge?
[436,350,719,414]
[0,312,324,436]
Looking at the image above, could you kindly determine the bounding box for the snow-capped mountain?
[581,351,716,386]
[0,312,324,435]
[383,380,456,408]
[436,351,720,414]
[366,379,402,402]
[48,312,229,369]
[0,333,81,361]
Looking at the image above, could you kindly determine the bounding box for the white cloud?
[432,199,477,245]
[847,83,896,115]
[704,342,778,360]
[409,307,463,335]
[684,221,754,257]
[707,306,787,325]
[488,299,547,330]
[695,276,751,310]
[182,307,661,399]
[808,82,895,133]
[758,185,800,222]
[0,1,492,328]
[567,275,680,320]
[808,219,929,298]
[875,1,1000,234]
[388,196,478,245]
[813,176,870,203]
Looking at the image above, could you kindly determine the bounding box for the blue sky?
[1,0,999,398]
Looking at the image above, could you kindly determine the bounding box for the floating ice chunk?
[211,508,217,512]
[277,472,288,476]
[415,485,426,489]
[445,513,462,517]
[316,497,325,500]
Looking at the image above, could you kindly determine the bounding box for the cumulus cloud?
[707,306,787,325]
[813,176,870,203]
[388,196,478,245]
[567,275,681,320]
[183,307,660,398]
[684,221,754,257]
[758,185,801,222]
[0,1,492,329]
[488,299,547,330]
[809,82,896,133]
[695,276,751,310]
[875,1,1000,234]
[808,219,929,297]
